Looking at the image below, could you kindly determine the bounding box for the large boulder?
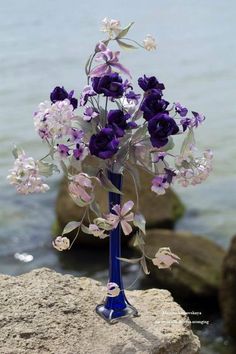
[132,229,225,299]
[219,235,236,337]
[0,268,200,354]
[55,166,184,246]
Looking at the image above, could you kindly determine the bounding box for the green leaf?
[162,137,175,152]
[133,232,145,248]
[131,125,148,143]
[12,146,23,159]
[89,200,101,217]
[102,39,110,47]
[133,213,146,235]
[116,22,134,39]
[98,170,123,195]
[81,224,92,234]
[37,161,59,177]
[118,257,142,264]
[125,162,141,189]
[116,39,137,50]
[62,221,81,235]
[140,257,150,275]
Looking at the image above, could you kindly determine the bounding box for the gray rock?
[132,229,225,299]
[220,235,236,338]
[0,268,200,354]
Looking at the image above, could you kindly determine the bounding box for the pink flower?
[89,42,131,78]
[88,224,106,238]
[68,173,98,206]
[106,200,134,235]
[152,247,180,269]
[52,236,70,251]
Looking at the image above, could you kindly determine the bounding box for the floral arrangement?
[8,18,213,275]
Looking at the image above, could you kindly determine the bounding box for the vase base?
[96,302,139,324]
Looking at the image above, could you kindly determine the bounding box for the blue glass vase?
[96,170,138,323]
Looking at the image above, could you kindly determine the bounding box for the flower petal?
[121,220,133,235]
[121,200,134,216]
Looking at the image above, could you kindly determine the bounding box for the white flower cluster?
[7,152,49,194]
[143,34,156,51]
[175,149,213,187]
[101,17,121,38]
[34,99,75,140]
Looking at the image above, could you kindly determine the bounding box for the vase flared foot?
[95,302,139,324]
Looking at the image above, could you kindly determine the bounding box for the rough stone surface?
[55,165,184,246]
[220,235,236,338]
[0,268,200,354]
[133,229,225,299]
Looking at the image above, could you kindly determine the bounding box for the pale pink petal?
[106,213,120,228]
[111,62,132,78]
[69,183,92,203]
[121,220,133,235]
[112,204,121,216]
[123,212,134,222]
[121,200,134,216]
[76,173,93,188]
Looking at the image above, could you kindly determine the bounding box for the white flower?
[7,151,49,195]
[120,97,137,114]
[52,236,70,251]
[34,99,75,140]
[101,17,121,38]
[143,34,156,51]
[175,148,213,187]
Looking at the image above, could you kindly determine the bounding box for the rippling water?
[0,1,236,352]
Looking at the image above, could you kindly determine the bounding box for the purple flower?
[107,109,136,137]
[180,117,192,131]
[92,73,124,99]
[89,127,119,159]
[89,42,131,78]
[174,102,188,117]
[125,90,141,104]
[191,111,205,127]
[73,144,84,160]
[50,86,78,110]
[141,92,169,121]
[68,128,84,142]
[148,112,179,148]
[180,111,205,131]
[138,75,165,92]
[80,85,96,106]
[164,168,176,183]
[83,107,99,121]
[57,144,70,158]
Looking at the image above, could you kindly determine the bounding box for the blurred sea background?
[0,1,236,353]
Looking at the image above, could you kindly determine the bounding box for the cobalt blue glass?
[96,170,138,323]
